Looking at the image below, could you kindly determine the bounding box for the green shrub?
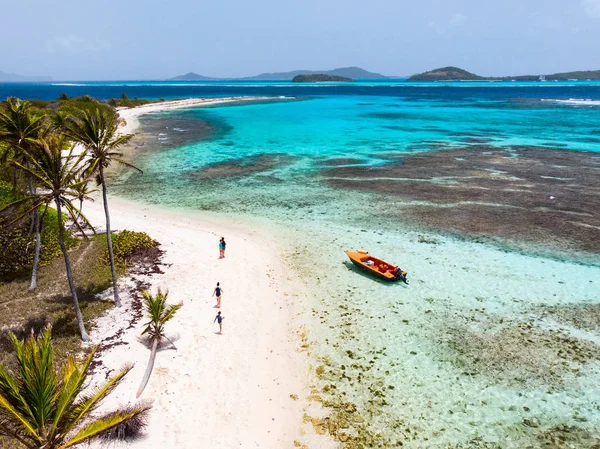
[108,230,159,267]
[0,181,76,282]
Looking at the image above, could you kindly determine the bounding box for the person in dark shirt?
[214,311,224,334]
[212,282,223,307]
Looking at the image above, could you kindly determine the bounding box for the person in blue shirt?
[219,237,226,259]
[214,311,224,334]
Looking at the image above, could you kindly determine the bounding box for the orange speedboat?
[345,249,408,284]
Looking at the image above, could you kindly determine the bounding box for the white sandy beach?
[85,196,310,448]
[83,99,317,449]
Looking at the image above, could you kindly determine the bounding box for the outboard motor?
[393,267,409,284]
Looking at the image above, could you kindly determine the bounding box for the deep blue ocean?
[3,79,600,102]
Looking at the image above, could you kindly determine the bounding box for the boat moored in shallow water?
[345,249,408,284]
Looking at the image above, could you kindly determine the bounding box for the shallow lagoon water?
[108,90,600,448]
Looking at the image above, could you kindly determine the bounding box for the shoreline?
[91,98,600,448]
[83,195,317,448]
[117,96,293,135]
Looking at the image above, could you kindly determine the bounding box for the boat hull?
[345,250,404,282]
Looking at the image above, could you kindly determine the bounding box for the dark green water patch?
[462,137,495,144]
[133,109,232,150]
[361,111,415,120]
[315,158,366,167]
[576,137,600,144]
[187,154,297,180]
[541,142,569,147]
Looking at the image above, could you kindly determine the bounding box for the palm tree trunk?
[26,161,41,291]
[137,338,158,398]
[29,211,41,291]
[100,166,121,308]
[56,198,89,342]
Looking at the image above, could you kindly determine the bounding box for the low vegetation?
[0,230,158,370]
[109,229,160,268]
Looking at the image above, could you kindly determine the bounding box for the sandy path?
[84,197,308,448]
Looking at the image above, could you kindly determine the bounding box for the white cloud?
[450,13,467,27]
[582,0,600,19]
[46,35,110,53]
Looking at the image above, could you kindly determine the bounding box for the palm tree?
[70,176,97,226]
[0,98,47,291]
[136,289,182,398]
[66,109,141,308]
[8,135,93,341]
[0,327,151,449]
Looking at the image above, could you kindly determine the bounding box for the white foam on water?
[542,98,600,106]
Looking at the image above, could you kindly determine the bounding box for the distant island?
[0,70,52,82]
[408,67,483,81]
[171,66,385,81]
[292,74,353,82]
[171,72,214,81]
[409,66,600,81]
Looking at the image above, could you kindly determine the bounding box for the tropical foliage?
[0,179,77,281]
[0,327,150,449]
[0,98,48,290]
[66,108,140,308]
[7,134,93,340]
[136,289,182,398]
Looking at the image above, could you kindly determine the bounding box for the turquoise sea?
[5,80,600,447]
[107,84,599,448]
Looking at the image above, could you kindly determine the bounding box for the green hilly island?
[409,66,600,81]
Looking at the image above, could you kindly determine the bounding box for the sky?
[1,0,600,80]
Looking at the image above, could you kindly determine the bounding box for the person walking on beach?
[212,282,223,308]
[219,237,226,259]
[214,311,224,334]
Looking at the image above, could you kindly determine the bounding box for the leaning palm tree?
[66,109,141,308]
[0,327,151,449]
[0,97,47,291]
[136,289,182,398]
[8,135,93,341]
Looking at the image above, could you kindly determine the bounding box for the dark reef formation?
[188,154,295,180]
[322,146,600,255]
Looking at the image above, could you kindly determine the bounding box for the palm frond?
[63,364,132,438]
[0,327,149,448]
[57,402,151,449]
